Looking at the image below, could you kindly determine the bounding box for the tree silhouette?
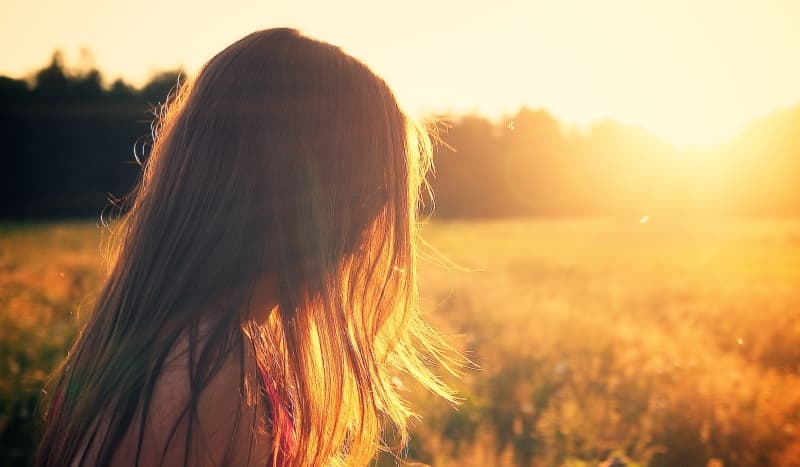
[2,49,800,219]
[33,51,70,102]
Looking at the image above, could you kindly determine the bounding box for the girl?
[37,28,458,466]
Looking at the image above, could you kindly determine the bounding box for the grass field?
[2,220,800,466]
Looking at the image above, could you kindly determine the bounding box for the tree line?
[2,52,798,219]
[430,107,800,219]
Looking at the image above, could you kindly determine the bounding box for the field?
[2,220,800,466]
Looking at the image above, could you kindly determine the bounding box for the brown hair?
[36,28,458,466]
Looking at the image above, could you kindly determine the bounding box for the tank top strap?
[256,362,295,466]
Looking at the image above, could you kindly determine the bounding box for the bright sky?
[3,0,800,147]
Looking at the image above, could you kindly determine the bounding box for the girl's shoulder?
[111,325,274,466]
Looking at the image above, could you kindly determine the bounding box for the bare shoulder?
[110,326,273,466]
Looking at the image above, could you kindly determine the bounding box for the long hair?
[36,28,458,466]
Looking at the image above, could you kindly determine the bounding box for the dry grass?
[2,219,799,466]
[406,219,800,466]
[0,223,104,465]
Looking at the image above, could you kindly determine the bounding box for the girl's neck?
[242,275,280,324]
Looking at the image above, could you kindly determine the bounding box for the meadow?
[2,219,800,466]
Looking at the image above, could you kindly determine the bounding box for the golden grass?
[407,219,800,466]
[2,219,799,466]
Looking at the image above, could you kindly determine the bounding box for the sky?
[2,0,800,147]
